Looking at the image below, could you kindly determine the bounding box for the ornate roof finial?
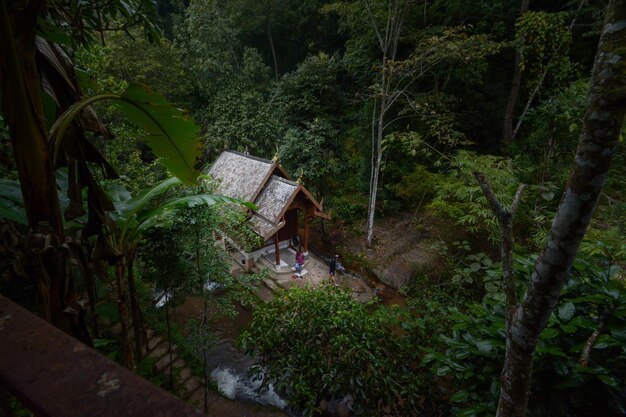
[272,145,280,162]
[296,169,304,184]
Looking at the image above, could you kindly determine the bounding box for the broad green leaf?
[558,302,576,322]
[597,374,618,387]
[610,328,626,341]
[541,327,559,339]
[49,84,201,185]
[458,404,488,417]
[0,179,27,224]
[434,365,451,376]
[0,179,24,204]
[114,84,200,184]
[593,335,619,349]
[476,340,493,352]
[536,345,567,358]
[104,183,133,206]
[0,201,27,225]
[451,390,470,402]
[137,194,254,231]
[567,294,607,303]
[560,324,577,333]
[124,177,181,216]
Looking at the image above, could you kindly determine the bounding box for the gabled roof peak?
[208,151,328,239]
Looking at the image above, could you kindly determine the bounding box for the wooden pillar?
[274,233,280,266]
[303,211,309,254]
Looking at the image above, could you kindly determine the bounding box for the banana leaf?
[49,84,201,186]
[113,85,200,185]
[102,177,255,239]
[137,194,256,232]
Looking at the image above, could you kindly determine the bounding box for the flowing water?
[174,293,292,415]
[207,342,287,410]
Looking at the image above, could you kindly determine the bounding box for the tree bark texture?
[496,1,626,416]
[366,78,387,247]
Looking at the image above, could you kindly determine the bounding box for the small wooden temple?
[208,151,330,270]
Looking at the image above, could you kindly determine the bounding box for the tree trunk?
[366,71,388,247]
[363,0,406,247]
[266,20,279,81]
[511,0,585,143]
[475,174,525,330]
[116,262,134,369]
[164,273,174,390]
[0,0,75,330]
[496,1,626,415]
[126,256,144,361]
[501,0,530,148]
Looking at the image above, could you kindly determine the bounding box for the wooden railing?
[0,295,205,417]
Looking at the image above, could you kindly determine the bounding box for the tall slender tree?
[501,0,529,147]
[482,1,625,415]
[364,0,410,247]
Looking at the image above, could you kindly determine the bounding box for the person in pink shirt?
[294,251,305,277]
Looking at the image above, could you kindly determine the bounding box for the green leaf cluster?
[424,249,626,417]
[239,284,435,416]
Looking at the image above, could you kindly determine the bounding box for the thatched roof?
[208,151,274,202]
[208,150,326,240]
[254,176,299,225]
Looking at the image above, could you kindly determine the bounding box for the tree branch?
[510,183,526,216]
[474,173,526,333]
[497,0,626,414]
[511,0,586,141]
[474,172,505,217]
[579,316,606,367]
[363,0,385,52]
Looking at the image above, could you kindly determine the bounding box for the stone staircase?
[110,323,206,406]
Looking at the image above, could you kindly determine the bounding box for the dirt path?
[319,212,440,290]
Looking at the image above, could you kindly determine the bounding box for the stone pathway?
[110,324,205,404]
[253,251,375,303]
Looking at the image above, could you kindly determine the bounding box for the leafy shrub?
[330,194,368,223]
[423,251,626,417]
[428,150,522,242]
[391,164,443,205]
[239,284,439,416]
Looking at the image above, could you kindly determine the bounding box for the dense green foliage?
[1,0,625,416]
[240,285,440,416]
[423,249,626,417]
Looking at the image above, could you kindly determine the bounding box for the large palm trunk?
[126,256,145,361]
[116,262,134,368]
[496,1,626,415]
[0,0,70,327]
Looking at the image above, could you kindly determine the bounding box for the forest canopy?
[0,0,625,416]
